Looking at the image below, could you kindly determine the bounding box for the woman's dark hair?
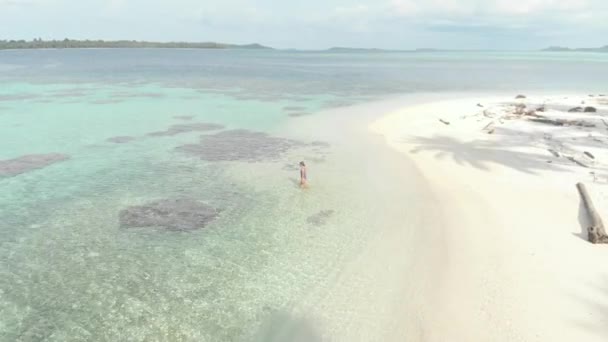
[299,161,306,166]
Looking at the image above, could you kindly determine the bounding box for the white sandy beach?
[372,94,608,341]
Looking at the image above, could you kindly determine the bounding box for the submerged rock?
[147,123,224,137]
[288,112,311,117]
[515,94,527,99]
[90,98,125,105]
[174,115,195,121]
[568,107,583,113]
[310,141,331,148]
[107,136,135,144]
[283,106,308,111]
[0,93,39,101]
[306,210,335,226]
[51,89,90,98]
[119,198,219,231]
[0,154,69,177]
[110,91,165,99]
[176,129,302,162]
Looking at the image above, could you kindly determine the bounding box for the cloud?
[0,0,606,49]
[334,4,372,16]
[387,0,599,18]
[0,0,38,6]
[493,0,590,15]
[374,1,605,33]
[105,0,127,12]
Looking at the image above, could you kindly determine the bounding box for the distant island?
[542,45,608,52]
[0,39,272,50]
[0,41,452,52]
[323,47,446,53]
[4,40,606,53]
[326,47,387,53]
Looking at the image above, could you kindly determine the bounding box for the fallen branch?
[569,107,584,113]
[482,121,494,131]
[439,119,450,125]
[483,110,494,118]
[584,151,595,160]
[569,120,596,128]
[529,118,596,128]
[524,110,543,118]
[576,183,608,244]
[567,156,590,168]
[529,118,565,126]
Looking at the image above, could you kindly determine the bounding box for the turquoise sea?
[1,49,607,341]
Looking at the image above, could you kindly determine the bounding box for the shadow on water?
[288,177,302,189]
[248,311,322,342]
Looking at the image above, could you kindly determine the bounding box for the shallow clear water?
[0,49,607,341]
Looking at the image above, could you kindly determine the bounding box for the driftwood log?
[577,182,608,244]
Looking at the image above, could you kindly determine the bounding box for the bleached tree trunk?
[577,182,608,244]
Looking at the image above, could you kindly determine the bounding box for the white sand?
[372,94,608,341]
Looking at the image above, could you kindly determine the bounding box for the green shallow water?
[1,49,607,341]
[0,82,395,341]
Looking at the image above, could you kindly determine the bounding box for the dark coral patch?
[174,115,195,121]
[119,198,219,231]
[107,136,136,144]
[306,210,335,226]
[147,123,224,137]
[176,129,302,162]
[0,154,69,177]
[0,94,39,102]
[90,98,125,105]
[283,106,307,111]
[110,91,166,99]
[288,112,311,117]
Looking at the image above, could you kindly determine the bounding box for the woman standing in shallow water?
[299,161,308,188]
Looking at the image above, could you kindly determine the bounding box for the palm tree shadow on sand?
[569,277,608,339]
[405,134,572,175]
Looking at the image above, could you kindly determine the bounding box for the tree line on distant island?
[1,39,606,52]
[0,38,271,50]
[542,45,608,52]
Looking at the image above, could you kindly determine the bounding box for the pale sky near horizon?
[1,0,607,50]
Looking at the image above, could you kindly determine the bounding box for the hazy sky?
[1,0,607,49]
